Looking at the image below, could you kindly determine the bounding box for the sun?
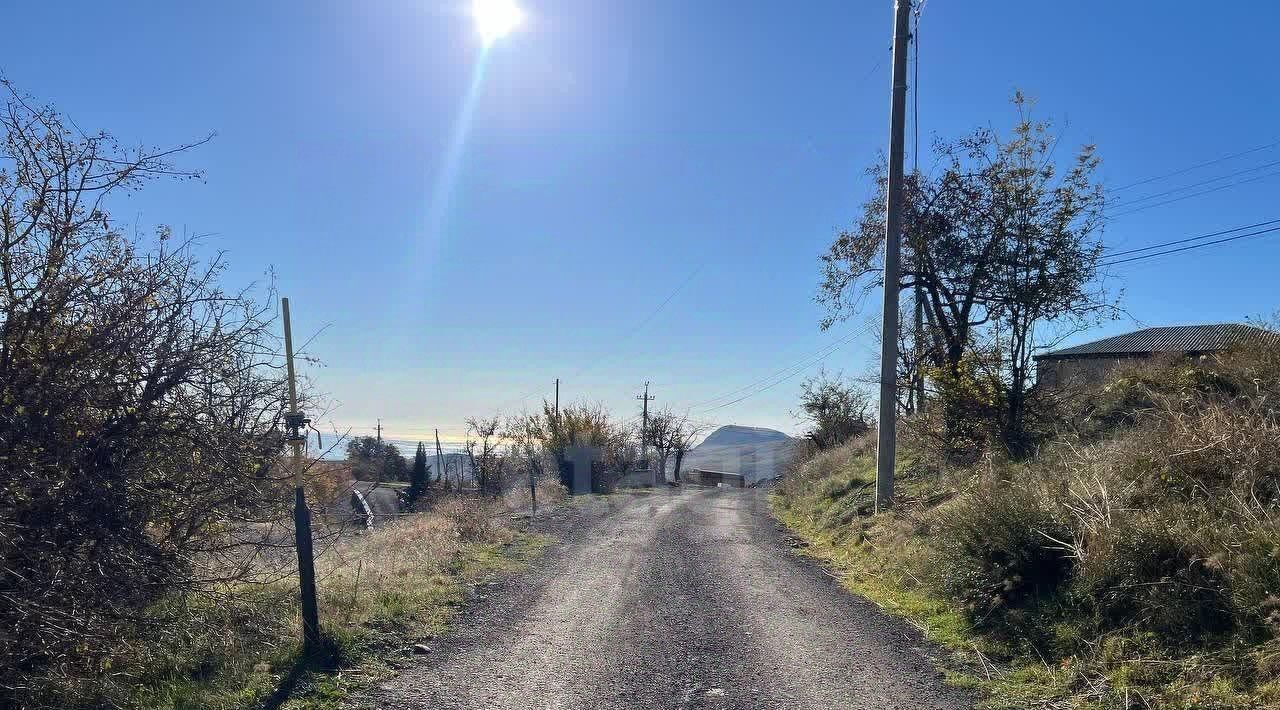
[472,0,523,47]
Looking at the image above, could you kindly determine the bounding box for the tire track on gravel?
[368,489,974,710]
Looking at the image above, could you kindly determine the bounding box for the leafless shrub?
[503,474,568,512]
[432,496,508,543]
[0,82,297,706]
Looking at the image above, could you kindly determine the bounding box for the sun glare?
[472,0,523,47]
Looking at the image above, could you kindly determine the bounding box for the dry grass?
[774,346,1280,709]
[25,491,548,710]
[502,476,570,514]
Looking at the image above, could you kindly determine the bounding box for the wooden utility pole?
[913,296,926,413]
[434,428,445,484]
[282,297,321,653]
[375,418,382,443]
[528,453,538,520]
[911,2,927,415]
[875,0,912,513]
[636,381,654,450]
[554,378,560,422]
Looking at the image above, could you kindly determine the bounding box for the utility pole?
[636,381,655,473]
[913,295,926,413]
[875,0,912,513]
[375,418,385,483]
[637,381,654,447]
[434,428,444,484]
[282,297,321,653]
[554,378,560,422]
[911,1,926,416]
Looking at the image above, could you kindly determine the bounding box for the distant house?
[1035,323,1277,388]
[683,469,746,488]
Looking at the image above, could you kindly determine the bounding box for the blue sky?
[5,1,1278,442]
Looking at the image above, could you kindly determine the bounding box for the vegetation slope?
[774,347,1280,709]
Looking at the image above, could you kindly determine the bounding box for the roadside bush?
[502,475,569,513]
[433,496,508,543]
[1147,398,1280,501]
[1071,509,1233,645]
[795,370,873,449]
[1082,343,1280,439]
[0,84,291,707]
[930,475,1072,626]
[1223,521,1280,641]
[924,357,1004,465]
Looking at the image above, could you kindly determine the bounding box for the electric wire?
[1104,219,1280,259]
[1101,225,1280,267]
[1107,140,1280,193]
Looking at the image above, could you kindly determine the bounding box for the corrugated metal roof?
[1036,323,1278,359]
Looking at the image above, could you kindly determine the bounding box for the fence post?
[283,297,321,653]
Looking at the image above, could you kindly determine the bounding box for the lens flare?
[472,0,522,47]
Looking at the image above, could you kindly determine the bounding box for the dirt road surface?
[369,488,974,710]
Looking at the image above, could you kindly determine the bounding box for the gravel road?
[368,487,974,710]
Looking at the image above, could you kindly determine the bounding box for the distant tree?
[603,422,641,485]
[513,400,616,489]
[645,409,704,483]
[387,449,409,481]
[506,415,550,514]
[346,435,408,482]
[465,415,505,494]
[670,418,709,483]
[795,370,873,449]
[408,442,430,509]
[818,93,1113,458]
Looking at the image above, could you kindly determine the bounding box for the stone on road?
[371,488,974,709]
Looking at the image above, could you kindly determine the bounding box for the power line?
[687,330,860,409]
[1102,225,1280,267]
[1107,158,1280,211]
[696,368,811,414]
[1106,168,1280,220]
[690,323,874,413]
[1104,218,1280,259]
[572,261,705,378]
[1107,140,1280,193]
[492,259,707,413]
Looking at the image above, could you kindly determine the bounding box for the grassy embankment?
[773,349,1280,709]
[120,479,567,710]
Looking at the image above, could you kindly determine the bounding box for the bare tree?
[465,415,505,494]
[645,409,705,484]
[506,413,552,514]
[669,418,709,484]
[508,401,630,493]
[603,421,641,485]
[0,82,293,700]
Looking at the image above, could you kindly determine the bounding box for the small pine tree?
[409,442,430,510]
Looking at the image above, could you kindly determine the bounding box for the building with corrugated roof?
[1034,323,1277,388]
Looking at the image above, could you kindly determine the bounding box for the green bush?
[818,479,874,531]
[1072,510,1233,645]
[931,477,1072,625]
[1223,522,1280,641]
